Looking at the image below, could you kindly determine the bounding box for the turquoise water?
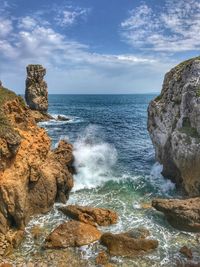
[17,95,199,266]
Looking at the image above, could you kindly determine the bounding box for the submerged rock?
[59,205,118,227]
[180,246,193,259]
[152,198,200,232]
[147,57,200,196]
[100,228,158,257]
[25,64,48,112]
[44,220,101,249]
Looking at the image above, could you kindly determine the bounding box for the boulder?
[152,198,200,232]
[59,205,118,227]
[44,220,101,249]
[25,64,48,112]
[100,229,158,257]
[147,57,200,196]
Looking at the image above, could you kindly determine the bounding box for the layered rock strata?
[148,57,200,196]
[25,64,48,112]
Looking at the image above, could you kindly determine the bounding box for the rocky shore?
[1,58,200,266]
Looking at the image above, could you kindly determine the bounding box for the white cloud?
[0,18,13,37]
[121,0,200,52]
[55,7,90,27]
[0,2,174,94]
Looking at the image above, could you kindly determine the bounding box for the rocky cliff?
[25,64,48,112]
[0,84,73,235]
[148,57,200,196]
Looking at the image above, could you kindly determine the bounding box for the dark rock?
[59,205,118,227]
[180,246,193,259]
[25,64,48,112]
[57,115,70,121]
[152,198,200,232]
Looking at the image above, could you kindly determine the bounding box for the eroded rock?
[100,229,158,257]
[0,86,74,234]
[25,65,48,112]
[59,205,118,227]
[152,198,200,232]
[147,57,200,196]
[44,221,101,249]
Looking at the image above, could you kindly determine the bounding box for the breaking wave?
[72,125,118,191]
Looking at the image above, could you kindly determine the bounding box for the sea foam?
[72,125,118,191]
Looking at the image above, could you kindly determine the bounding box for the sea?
[15,94,200,266]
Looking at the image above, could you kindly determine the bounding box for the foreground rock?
[25,64,48,112]
[148,57,200,195]
[100,228,158,257]
[0,85,74,235]
[59,205,118,227]
[44,221,101,249]
[152,198,200,232]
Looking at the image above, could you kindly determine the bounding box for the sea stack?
[25,64,48,112]
[148,57,200,196]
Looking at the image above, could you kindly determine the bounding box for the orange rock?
[152,198,200,232]
[59,205,118,227]
[0,87,74,235]
[101,230,158,257]
[0,264,13,267]
[44,220,102,249]
[95,251,109,265]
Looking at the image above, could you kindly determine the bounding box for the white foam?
[72,125,118,191]
[150,162,175,194]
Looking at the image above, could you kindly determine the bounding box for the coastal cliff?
[0,84,74,235]
[148,56,200,196]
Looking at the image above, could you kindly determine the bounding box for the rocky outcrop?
[148,57,200,196]
[25,65,48,112]
[0,85,74,236]
[152,198,200,232]
[100,228,158,257]
[59,205,118,227]
[44,221,101,249]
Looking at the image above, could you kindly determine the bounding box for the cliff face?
[148,57,200,196]
[25,64,48,112]
[0,85,73,234]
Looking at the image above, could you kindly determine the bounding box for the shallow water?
[8,95,200,266]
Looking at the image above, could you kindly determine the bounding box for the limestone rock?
[147,57,200,195]
[25,65,48,112]
[152,198,200,232]
[44,220,101,249]
[59,205,118,227]
[0,86,74,234]
[100,229,158,257]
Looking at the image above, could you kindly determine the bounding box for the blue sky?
[0,0,200,94]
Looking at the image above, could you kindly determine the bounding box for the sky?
[0,0,200,94]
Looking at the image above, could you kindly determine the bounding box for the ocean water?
[16,95,199,266]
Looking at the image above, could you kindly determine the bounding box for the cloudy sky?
[0,0,200,94]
